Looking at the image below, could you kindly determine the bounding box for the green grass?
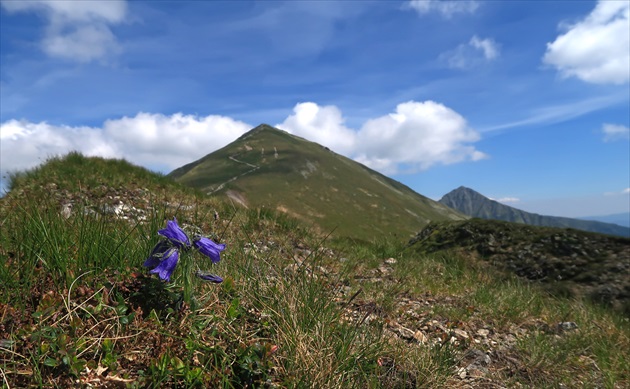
[0,153,628,388]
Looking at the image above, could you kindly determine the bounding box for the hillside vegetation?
[1,153,628,388]
[409,219,630,315]
[169,124,465,241]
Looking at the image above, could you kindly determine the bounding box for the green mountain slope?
[439,186,630,237]
[169,124,466,240]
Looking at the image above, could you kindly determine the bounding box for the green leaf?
[44,357,59,367]
[226,298,241,319]
[171,356,185,371]
[115,303,128,316]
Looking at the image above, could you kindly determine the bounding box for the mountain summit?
[169,124,465,239]
[439,186,630,237]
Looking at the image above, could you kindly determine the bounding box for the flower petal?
[143,240,171,269]
[193,237,226,263]
[195,270,223,283]
[158,218,190,248]
[149,248,179,282]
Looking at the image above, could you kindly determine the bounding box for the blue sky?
[1,0,629,219]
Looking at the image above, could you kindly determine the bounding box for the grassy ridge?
[1,153,628,388]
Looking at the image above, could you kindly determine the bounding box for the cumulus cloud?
[0,120,118,178]
[1,101,486,186]
[405,0,479,18]
[0,0,127,62]
[543,0,630,84]
[0,113,251,181]
[276,103,356,154]
[277,101,487,174]
[602,123,630,142]
[441,35,500,69]
[355,101,487,173]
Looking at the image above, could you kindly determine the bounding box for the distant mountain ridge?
[439,186,630,237]
[580,212,630,228]
[169,124,466,240]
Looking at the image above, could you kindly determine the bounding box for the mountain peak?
[237,124,286,140]
[439,187,630,237]
[169,126,466,239]
[441,186,489,204]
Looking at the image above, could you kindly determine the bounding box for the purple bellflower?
[143,218,226,283]
[147,248,179,282]
[158,218,190,248]
[143,240,180,282]
[193,237,226,263]
[195,270,223,283]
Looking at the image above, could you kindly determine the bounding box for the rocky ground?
[239,239,601,388]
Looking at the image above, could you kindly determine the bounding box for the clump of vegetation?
[409,219,630,314]
[1,153,628,387]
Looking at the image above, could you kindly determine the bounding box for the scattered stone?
[60,203,73,219]
[476,328,490,338]
[452,328,469,339]
[413,330,427,343]
[557,321,578,332]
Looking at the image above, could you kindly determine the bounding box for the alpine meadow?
[1,148,628,387]
[1,1,629,388]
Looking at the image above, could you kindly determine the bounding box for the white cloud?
[405,0,479,18]
[604,188,630,196]
[441,35,500,69]
[602,123,630,142]
[0,113,251,181]
[1,101,486,185]
[102,113,251,169]
[276,103,356,154]
[355,101,487,173]
[480,93,628,133]
[496,197,520,203]
[43,24,120,62]
[543,0,630,84]
[1,0,127,23]
[469,35,499,60]
[0,119,118,185]
[0,0,128,62]
[276,101,487,174]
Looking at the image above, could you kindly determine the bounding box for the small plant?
[144,218,225,282]
[143,218,226,303]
